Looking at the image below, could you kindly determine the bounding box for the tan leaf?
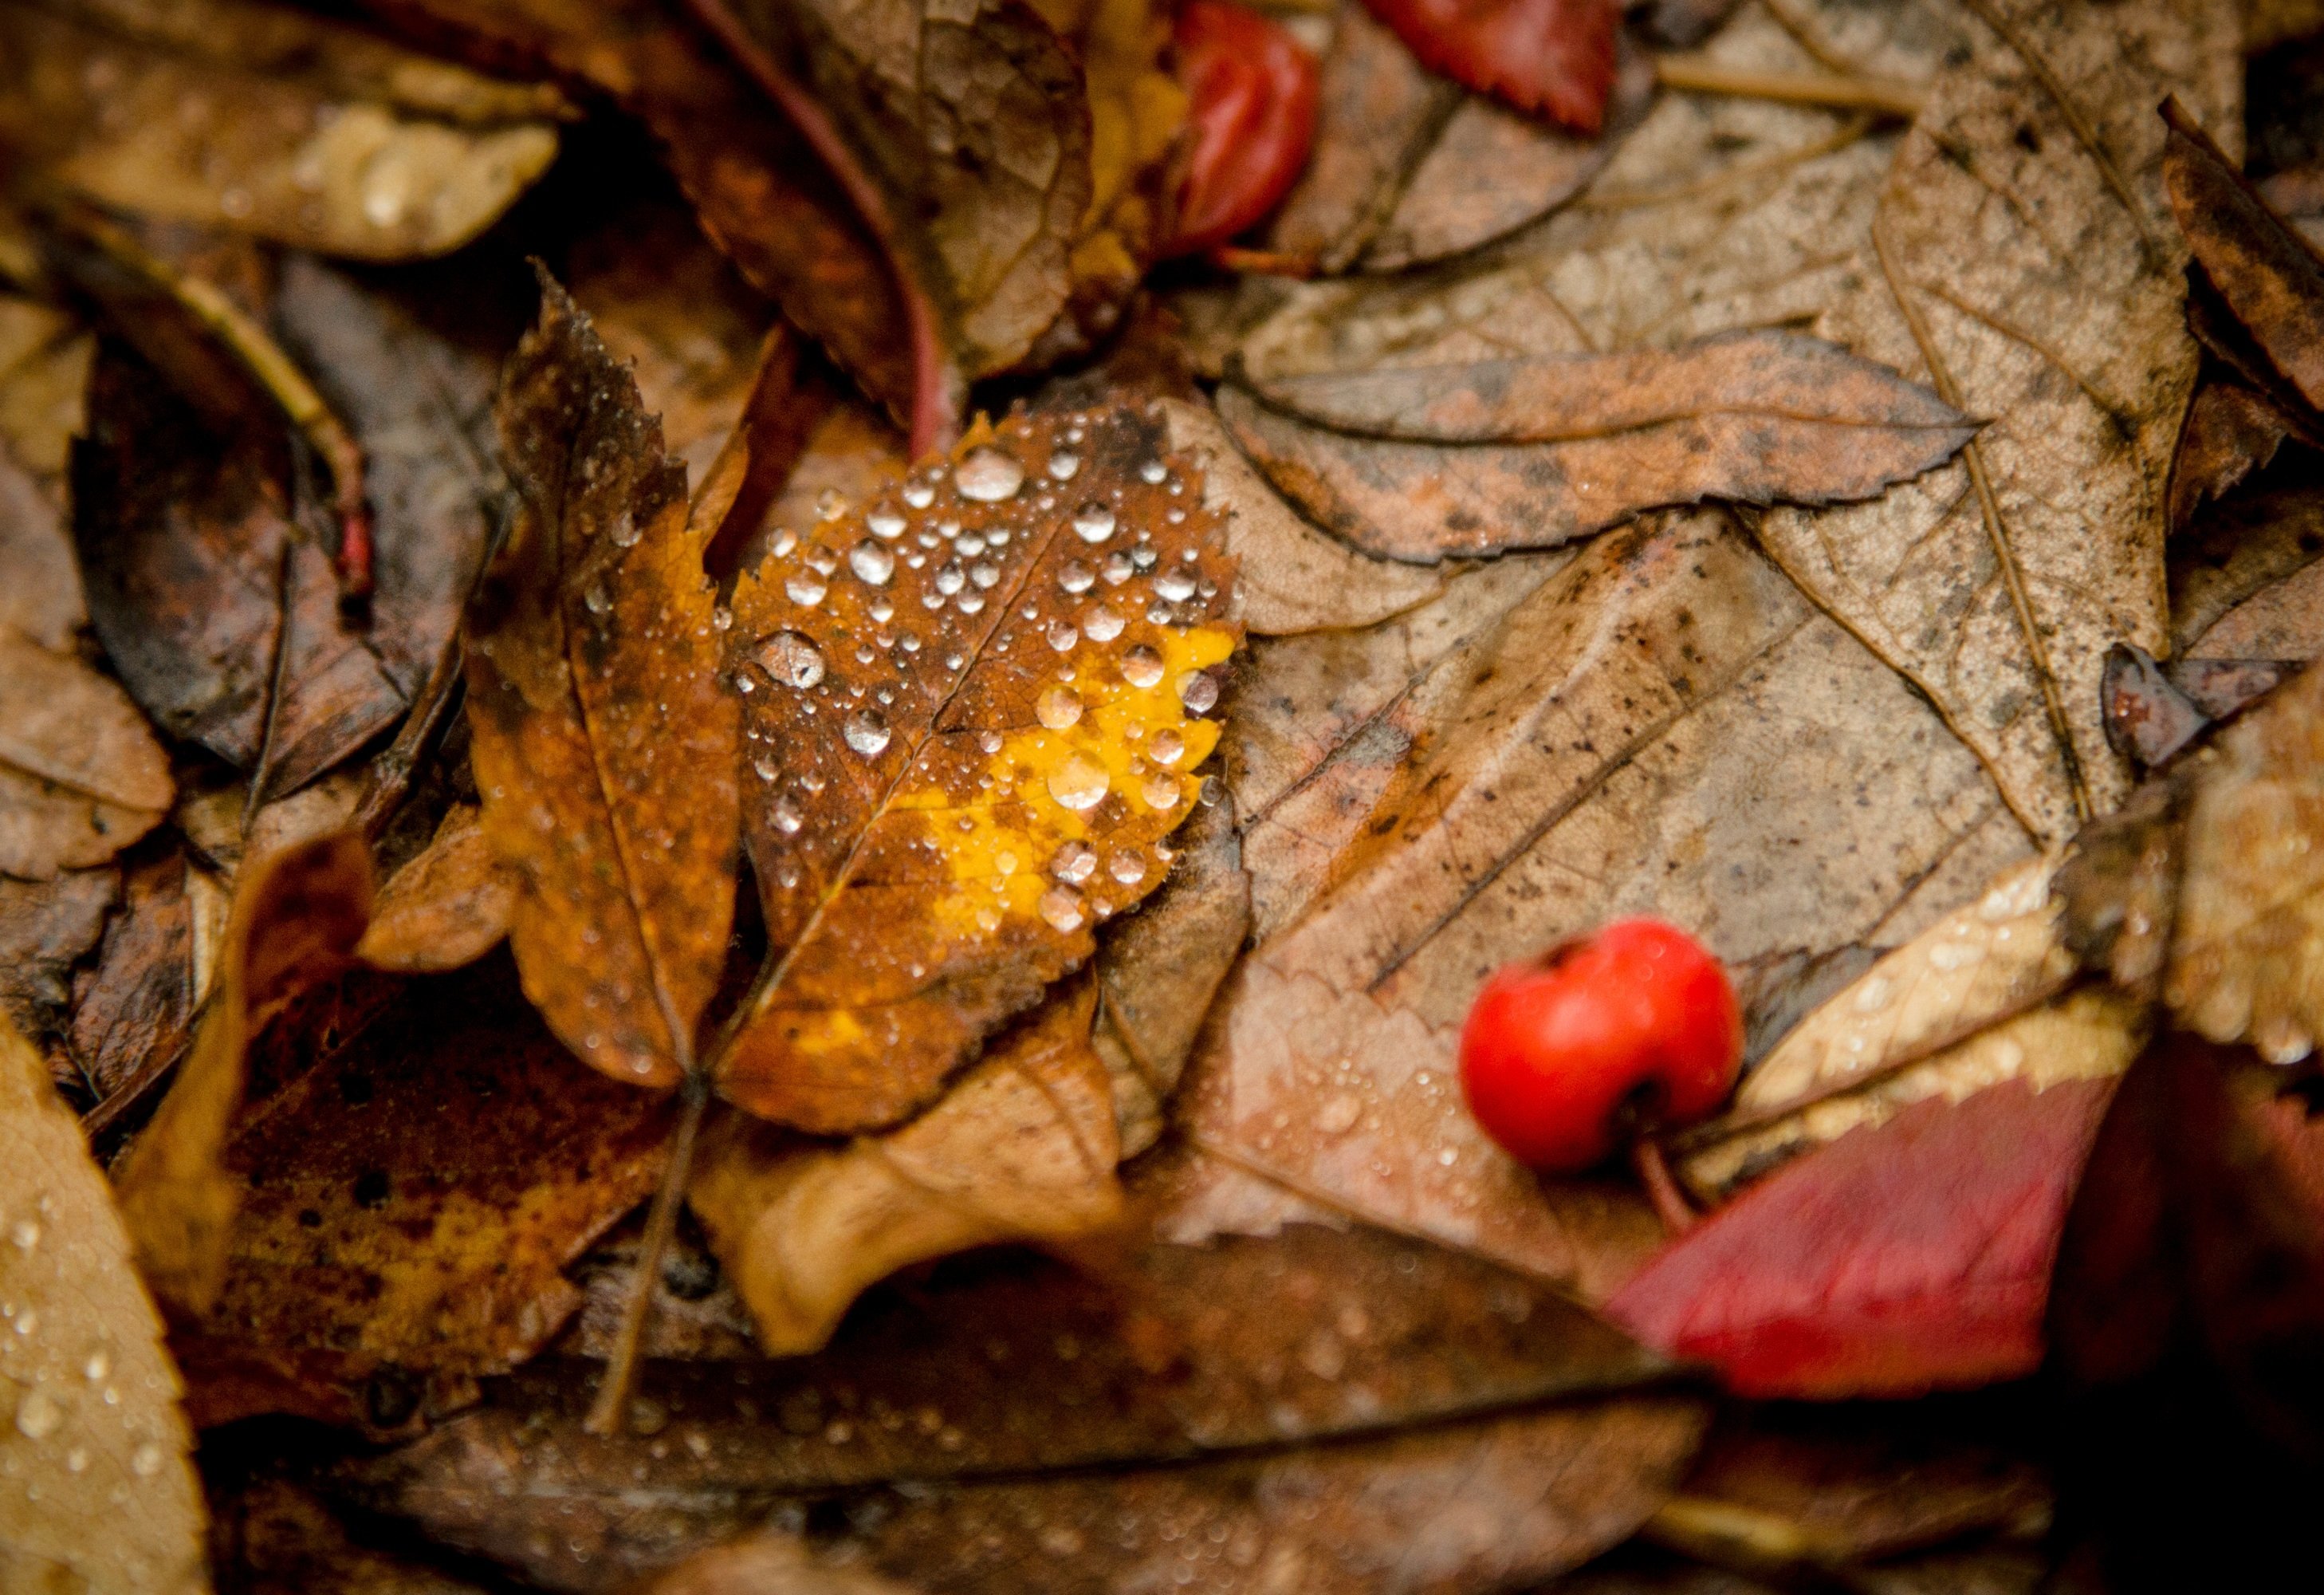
[0,1011,206,1595]
[357,803,518,975]
[0,293,94,483]
[114,831,370,1321]
[465,274,741,1090]
[1222,329,1973,561]
[0,443,82,651]
[0,0,560,260]
[0,624,171,880]
[1756,0,2240,841]
[717,404,1240,1132]
[690,983,1120,1356]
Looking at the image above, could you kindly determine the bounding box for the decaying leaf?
[1613,1077,2116,1397]
[69,854,209,1120]
[465,274,741,1090]
[1222,329,1972,561]
[170,955,673,1428]
[0,0,560,261]
[113,830,371,1319]
[1756,0,2239,841]
[717,404,1239,1132]
[356,802,518,974]
[0,443,83,650]
[690,983,1119,1355]
[2166,383,2302,535]
[212,1476,499,1595]
[643,1538,910,1595]
[0,1011,206,1595]
[0,866,116,1069]
[0,623,172,880]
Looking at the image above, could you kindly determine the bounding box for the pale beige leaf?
[0,1012,206,1595]
[0,626,171,880]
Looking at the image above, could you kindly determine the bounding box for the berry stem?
[1630,1136,1698,1235]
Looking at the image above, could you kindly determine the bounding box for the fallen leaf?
[212,1476,498,1595]
[1221,329,1972,560]
[0,0,560,260]
[0,624,172,880]
[465,272,741,1090]
[1162,0,1319,256]
[1362,0,1618,134]
[0,866,116,1075]
[716,404,1239,1132]
[168,954,673,1428]
[642,1538,910,1595]
[0,1010,206,1595]
[2165,383,2302,535]
[0,291,95,487]
[335,1223,1691,1589]
[69,854,209,1123]
[1756,0,2239,840]
[356,802,517,974]
[692,983,1119,1355]
[2168,478,2324,651]
[1610,1077,2117,1397]
[113,830,372,1319]
[0,443,84,650]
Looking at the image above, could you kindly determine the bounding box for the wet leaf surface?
[0,623,173,880]
[0,1010,206,1595]
[717,405,1239,1132]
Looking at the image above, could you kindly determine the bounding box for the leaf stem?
[1630,1137,1698,1235]
[1652,57,1925,122]
[585,1073,710,1436]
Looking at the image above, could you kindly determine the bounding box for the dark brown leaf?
[0,865,116,1072]
[1221,330,1972,561]
[2165,383,2303,535]
[464,273,741,1089]
[68,852,207,1118]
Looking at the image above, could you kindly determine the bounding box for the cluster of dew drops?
[722,414,1225,935]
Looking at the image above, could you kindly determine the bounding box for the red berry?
[1162,0,1319,256]
[1458,918,1742,1172]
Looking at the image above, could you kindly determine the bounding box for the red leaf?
[1362,0,1618,134]
[1166,0,1319,256]
[1606,1079,2117,1398]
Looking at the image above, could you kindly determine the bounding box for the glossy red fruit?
[1459,918,1741,1172]
[1363,0,1618,134]
[1164,0,1320,256]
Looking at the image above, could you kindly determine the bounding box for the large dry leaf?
[1170,508,2031,1297]
[1756,0,2240,841]
[690,983,1120,1355]
[336,1223,1689,1589]
[0,1012,206,1595]
[112,830,371,1318]
[168,955,672,1428]
[1223,329,1972,561]
[717,404,1239,1132]
[0,624,171,880]
[465,274,741,1089]
[0,0,560,260]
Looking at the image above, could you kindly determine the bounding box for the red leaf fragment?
[1166,0,1319,256]
[1362,0,1618,134]
[1606,1078,2117,1397]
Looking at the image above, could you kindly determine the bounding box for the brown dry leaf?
[213,1477,499,1595]
[113,829,370,1318]
[690,983,1120,1356]
[643,1539,910,1595]
[169,955,672,1428]
[1755,0,2239,841]
[0,624,172,880]
[0,442,83,651]
[69,853,212,1124]
[0,0,560,261]
[465,274,740,1090]
[357,802,518,974]
[716,404,1239,1132]
[0,1010,206,1595]
[1222,329,1973,561]
[0,866,116,1073]
[336,1223,1689,1589]
[1170,506,2031,1297]
[2166,383,2302,535]
[0,291,95,490]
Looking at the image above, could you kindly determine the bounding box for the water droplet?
[1155,569,1197,602]
[757,631,826,689]
[969,561,1001,589]
[902,479,936,509]
[955,447,1025,502]
[582,583,612,616]
[784,570,828,606]
[10,1220,37,1252]
[771,794,804,834]
[849,540,895,585]
[1149,728,1186,766]
[957,531,987,557]
[608,511,642,548]
[1037,683,1083,730]
[83,1352,108,1383]
[1048,449,1081,481]
[816,488,847,522]
[1072,503,1117,543]
[1045,620,1079,652]
[1048,751,1111,811]
[935,561,966,596]
[712,606,734,632]
[753,754,779,782]
[978,729,1004,754]
[1142,774,1182,811]
[1083,606,1125,643]
[1060,560,1095,594]
[14,1389,61,1439]
[1122,646,1166,688]
[1108,849,1146,884]
[1138,459,1169,484]
[1317,1094,1362,1135]
[1178,671,1220,713]
[1102,550,1135,584]
[1850,975,1893,1013]
[770,527,799,557]
[2257,1013,2316,1065]
[956,591,986,615]
[1039,886,1087,932]
[867,506,906,539]
[843,710,891,756]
